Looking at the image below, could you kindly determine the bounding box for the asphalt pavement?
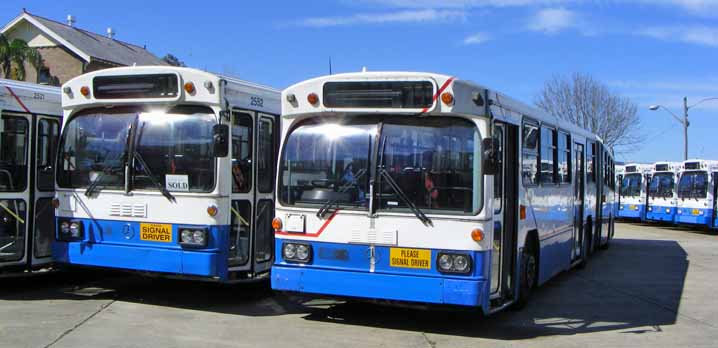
[1,222,717,348]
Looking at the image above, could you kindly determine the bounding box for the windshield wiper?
[316,168,367,219]
[131,121,175,203]
[132,150,176,203]
[378,167,432,227]
[84,165,123,197]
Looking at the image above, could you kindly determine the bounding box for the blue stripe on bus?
[272,239,489,309]
[675,208,713,226]
[52,218,230,280]
[646,206,676,222]
[618,204,645,219]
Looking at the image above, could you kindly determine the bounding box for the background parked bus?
[646,161,680,223]
[618,163,650,221]
[53,67,280,282]
[0,79,61,276]
[270,71,615,313]
[675,159,718,228]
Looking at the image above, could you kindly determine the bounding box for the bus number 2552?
[250,96,264,108]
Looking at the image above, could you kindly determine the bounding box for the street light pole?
[683,97,688,161]
[650,97,718,161]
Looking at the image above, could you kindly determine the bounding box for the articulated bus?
[0,79,61,275]
[617,163,650,221]
[271,72,615,313]
[675,159,718,228]
[646,161,680,223]
[53,67,281,282]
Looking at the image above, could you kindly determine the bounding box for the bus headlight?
[648,206,653,212]
[58,219,83,241]
[665,208,671,214]
[619,205,624,210]
[179,228,209,248]
[282,242,312,263]
[437,252,472,274]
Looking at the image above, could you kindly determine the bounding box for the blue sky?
[2,0,718,163]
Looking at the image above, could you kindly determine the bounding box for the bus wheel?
[600,217,612,250]
[513,243,537,310]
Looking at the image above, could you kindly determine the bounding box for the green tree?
[0,34,43,81]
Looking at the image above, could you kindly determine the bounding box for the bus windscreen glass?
[93,74,179,99]
[323,81,433,109]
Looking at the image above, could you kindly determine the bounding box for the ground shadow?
[297,237,689,340]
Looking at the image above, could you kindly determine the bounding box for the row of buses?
[617,160,718,228]
[1,66,616,314]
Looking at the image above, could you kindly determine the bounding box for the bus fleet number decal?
[389,248,431,270]
[250,96,264,108]
[140,223,173,243]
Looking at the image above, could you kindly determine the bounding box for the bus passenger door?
[229,110,254,272]
[31,116,60,267]
[252,114,277,274]
[490,122,518,303]
[0,112,31,271]
[572,143,585,261]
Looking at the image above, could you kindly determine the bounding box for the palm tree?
[0,33,43,81]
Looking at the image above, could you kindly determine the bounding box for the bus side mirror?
[482,138,499,175]
[213,124,229,157]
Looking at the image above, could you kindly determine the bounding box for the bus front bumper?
[618,205,644,219]
[272,265,487,308]
[646,206,676,222]
[53,241,225,279]
[676,209,713,225]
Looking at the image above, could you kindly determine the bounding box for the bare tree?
[535,73,641,153]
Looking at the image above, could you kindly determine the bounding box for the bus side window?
[558,132,571,184]
[539,126,557,185]
[587,142,596,182]
[232,111,253,193]
[522,121,539,186]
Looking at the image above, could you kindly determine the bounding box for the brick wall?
[20,46,84,86]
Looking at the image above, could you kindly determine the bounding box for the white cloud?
[649,0,718,16]
[355,0,571,8]
[463,32,492,44]
[297,9,466,27]
[527,8,578,34]
[637,26,718,47]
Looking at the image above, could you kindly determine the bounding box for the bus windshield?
[677,171,708,199]
[649,172,675,198]
[279,116,480,215]
[57,105,217,193]
[620,173,643,197]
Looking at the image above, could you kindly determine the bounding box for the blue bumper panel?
[618,205,644,219]
[52,218,230,279]
[272,266,485,307]
[676,210,712,225]
[646,206,676,222]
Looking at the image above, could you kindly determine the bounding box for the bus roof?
[62,66,280,114]
[0,78,61,116]
[282,71,604,147]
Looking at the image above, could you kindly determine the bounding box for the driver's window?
[232,111,253,193]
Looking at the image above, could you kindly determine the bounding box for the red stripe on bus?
[275,209,340,238]
[421,77,455,113]
[4,86,32,114]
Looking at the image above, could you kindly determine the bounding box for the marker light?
[62,86,72,95]
[80,86,90,97]
[286,93,297,103]
[207,205,218,217]
[307,93,319,105]
[471,228,484,242]
[441,92,454,105]
[52,198,60,209]
[520,205,527,220]
[184,82,196,94]
[272,217,283,231]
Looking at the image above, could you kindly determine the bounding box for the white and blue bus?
[675,159,718,227]
[0,79,61,276]
[646,161,680,223]
[617,163,650,221]
[53,67,281,282]
[271,72,615,312]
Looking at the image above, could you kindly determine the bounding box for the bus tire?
[513,241,538,310]
[577,222,590,269]
[600,217,612,250]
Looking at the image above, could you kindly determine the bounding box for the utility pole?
[683,96,689,161]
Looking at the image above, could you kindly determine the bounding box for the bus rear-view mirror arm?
[482,137,499,176]
[213,124,229,157]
